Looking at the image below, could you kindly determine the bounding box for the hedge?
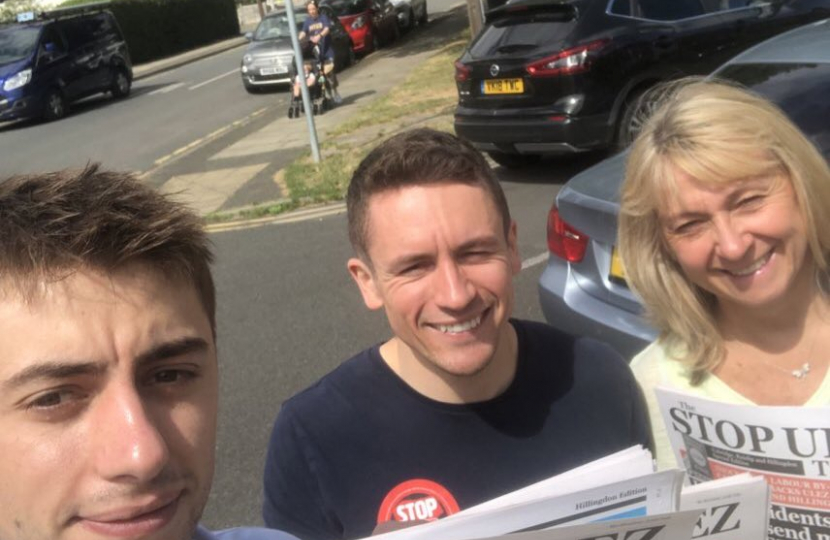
[59,0,240,64]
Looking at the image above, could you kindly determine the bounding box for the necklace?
[756,360,812,380]
[734,323,820,381]
[751,324,820,380]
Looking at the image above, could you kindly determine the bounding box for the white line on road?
[522,252,549,270]
[148,82,186,95]
[189,69,239,90]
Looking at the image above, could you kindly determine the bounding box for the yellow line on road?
[138,107,270,179]
[206,203,347,234]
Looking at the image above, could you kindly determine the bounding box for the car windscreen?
[717,63,830,162]
[0,25,40,65]
[470,6,577,59]
[326,0,369,16]
[254,13,308,40]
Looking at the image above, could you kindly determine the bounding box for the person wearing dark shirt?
[299,0,342,103]
[262,129,652,540]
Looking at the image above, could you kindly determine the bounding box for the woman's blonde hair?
[618,78,830,384]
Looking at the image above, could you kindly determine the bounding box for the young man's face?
[349,182,520,386]
[0,264,218,540]
[307,2,319,18]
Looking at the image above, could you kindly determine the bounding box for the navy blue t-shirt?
[302,14,334,61]
[263,320,652,540]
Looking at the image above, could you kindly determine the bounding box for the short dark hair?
[0,164,216,333]
[347,128,511,258]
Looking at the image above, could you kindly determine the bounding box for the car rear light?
[526,39,609,77]
[454,61,471,82]
[547,206,588,262]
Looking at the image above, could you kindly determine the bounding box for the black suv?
[0,5,132,122]
[453,0,830,167]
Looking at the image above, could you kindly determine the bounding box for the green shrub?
[0,0,40,23]
[58,0,240,63]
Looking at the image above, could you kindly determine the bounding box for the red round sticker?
[377,479,461,525]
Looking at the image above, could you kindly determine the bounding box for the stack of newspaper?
[656,388,830,540]
[370,444,770,540]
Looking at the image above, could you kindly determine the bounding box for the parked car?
[537,18,830,359]
[240,4,355,92]
[389,0,428,30]
[0,5,132,122]
[323,0,399,53]
[453,0,830,168]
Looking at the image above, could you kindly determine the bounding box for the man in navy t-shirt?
[299,0,342,103]
[262,129,653,540]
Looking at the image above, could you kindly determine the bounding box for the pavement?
[133,6,467,218]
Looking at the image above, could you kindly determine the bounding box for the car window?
[60,14,117,48]
[38,26,67,58]
[255,13,309,40]
[716,62,830,161]
[326,0,369,15]
[471,9,578,59]
[609,0,706,20]
[255,15,292,39]
[86,13,120,42]
[0,25,41,64]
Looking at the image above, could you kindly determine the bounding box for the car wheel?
[110,67,131,98]
[372,32,381,52]
[405,8,414,30]
[487,151,541,169]
[418,3,428,25]
[42,88,67,122]
[392,19,401,42]
[616,88,650,151]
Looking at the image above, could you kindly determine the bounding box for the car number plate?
[609,248,627,284]
[481,78,524,95]
[260,66,288,75]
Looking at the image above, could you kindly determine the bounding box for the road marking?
[138,107,270,177]
[207,203,346,233]
[522,252,548,270]
[189,69,239,90]
[148,82,186,95]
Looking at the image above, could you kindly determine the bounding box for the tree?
[0,0,40,23]
[465,0,484,36]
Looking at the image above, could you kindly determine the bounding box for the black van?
[0,4,132,122]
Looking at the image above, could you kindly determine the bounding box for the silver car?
[240,5,355,92]
[537,18,830,360]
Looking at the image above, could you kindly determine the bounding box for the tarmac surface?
[132,5,467,217]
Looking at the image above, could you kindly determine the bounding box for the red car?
[323,0,399,54]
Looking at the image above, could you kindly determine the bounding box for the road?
[0,46,273,176]
[0,0,463,178]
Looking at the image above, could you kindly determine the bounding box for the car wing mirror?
[244,31,254,40]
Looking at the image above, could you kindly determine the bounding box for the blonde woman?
[618,79,830,470]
